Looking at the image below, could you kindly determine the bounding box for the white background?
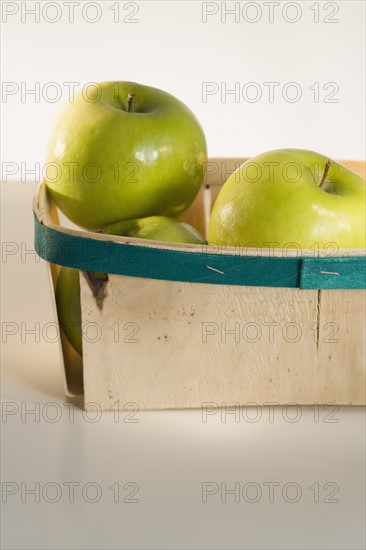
[1,0,366,170]
[1,1,365,549]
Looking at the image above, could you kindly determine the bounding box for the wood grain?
[82,276,321,409]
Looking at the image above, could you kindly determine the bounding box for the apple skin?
[208,149,366,249]
[55,266,83,356]
[56,217,206,355]
[45,81,207,230]
[102,215,207,244]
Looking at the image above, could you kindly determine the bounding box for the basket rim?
[33,180,366,259]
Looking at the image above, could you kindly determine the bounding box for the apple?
[56,266,86,356]
[208,149,366,249]
[56,217,206,355]
[45,81,207,230]
[102,215,207,244]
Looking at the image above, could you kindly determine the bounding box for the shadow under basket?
[33,158,366,410]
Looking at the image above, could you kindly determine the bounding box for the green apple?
[56,217,206,355]
[102,215,207,244]
[55,266,83,356]
[208,149,366,249]
[45,81,207,230]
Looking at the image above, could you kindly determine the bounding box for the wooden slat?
[82,276,320,409]
[316,288,365,403]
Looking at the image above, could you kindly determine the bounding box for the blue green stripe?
[34,212,366,289]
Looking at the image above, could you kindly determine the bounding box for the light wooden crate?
[34,158,366,409]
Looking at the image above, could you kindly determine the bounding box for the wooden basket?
[33,158,366,409]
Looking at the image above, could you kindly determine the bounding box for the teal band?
[34,212,366,289]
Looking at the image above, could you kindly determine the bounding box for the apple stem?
[319,159,331,189]
[127,93,135,113]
